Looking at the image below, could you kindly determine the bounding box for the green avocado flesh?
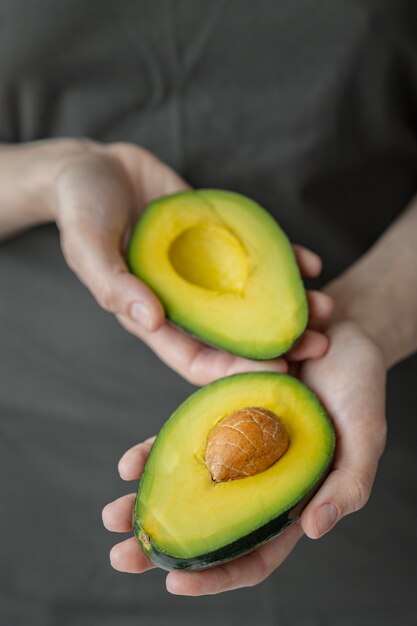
[134,372,335,571]
[128,189,308,359]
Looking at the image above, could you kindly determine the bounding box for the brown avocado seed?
[205,406,289,482]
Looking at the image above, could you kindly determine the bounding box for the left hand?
[102,436,304,595]
[298,319,387,540]
[102,319,387,595]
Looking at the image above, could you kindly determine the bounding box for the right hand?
[31,139,333,384]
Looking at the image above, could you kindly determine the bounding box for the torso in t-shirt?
[0,2,416,625]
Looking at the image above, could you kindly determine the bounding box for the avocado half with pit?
[134,372,335,571]
[128,189,307,359]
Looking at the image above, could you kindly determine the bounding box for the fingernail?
[130,301,153,331]
[315,503,338,537]
[166,573,182,595]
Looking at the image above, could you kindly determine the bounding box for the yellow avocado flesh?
[128,190,308,359]
[169,222,249,294]
[136,373,335,559]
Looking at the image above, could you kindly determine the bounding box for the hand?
[102,437,304,595]
[298,319,387,539]
[38,139,332,384]
[116,241,333,384]
[102,320,387,595]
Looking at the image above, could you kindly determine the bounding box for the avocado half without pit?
[134,372,335,571]
[127,189,308,359]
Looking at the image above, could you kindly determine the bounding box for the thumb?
[61,222,164,331]
[301,459,379,540]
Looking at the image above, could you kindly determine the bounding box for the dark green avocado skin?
[133,373,336,571]
[135,509,296,571]
[134,483,325,571]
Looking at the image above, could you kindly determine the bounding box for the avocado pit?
[205,407,289,482]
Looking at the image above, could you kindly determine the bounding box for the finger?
[110,536,155,573]
[117,315,288,386]
[107,143,190,205]
[301,465,377,539]
[62,225,164,331]
[301,423,386,539]
[292,244,322,278]
[102,493,136,532]
[166,523,303,596]
[307,291,334,320]
[118,437,156,481]
[286,329,329,361]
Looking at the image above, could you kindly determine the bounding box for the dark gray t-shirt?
[0,2,416,625]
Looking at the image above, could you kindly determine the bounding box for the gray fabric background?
[1,1,417,624]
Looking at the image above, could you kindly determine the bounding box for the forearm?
[0,138,96,239]
[326,192,417,368]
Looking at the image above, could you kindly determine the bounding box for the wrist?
[325,194,417,369]
[0,138,100,237]
[21,138,101,222]
[324,273,400,370]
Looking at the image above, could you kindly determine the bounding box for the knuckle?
[185,355,208,386]
[351,471,373,512]
[185,371,205,386]
[96,281,117,312]
[246,551,270,587]
[60,231,80,273]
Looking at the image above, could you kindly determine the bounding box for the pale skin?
[3,139,416,594]
[103,171,417,594]
[103,191,417,594]
[0,139,331,382]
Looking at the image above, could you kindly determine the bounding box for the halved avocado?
[128,190,307,359]
[134,372,335,571]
